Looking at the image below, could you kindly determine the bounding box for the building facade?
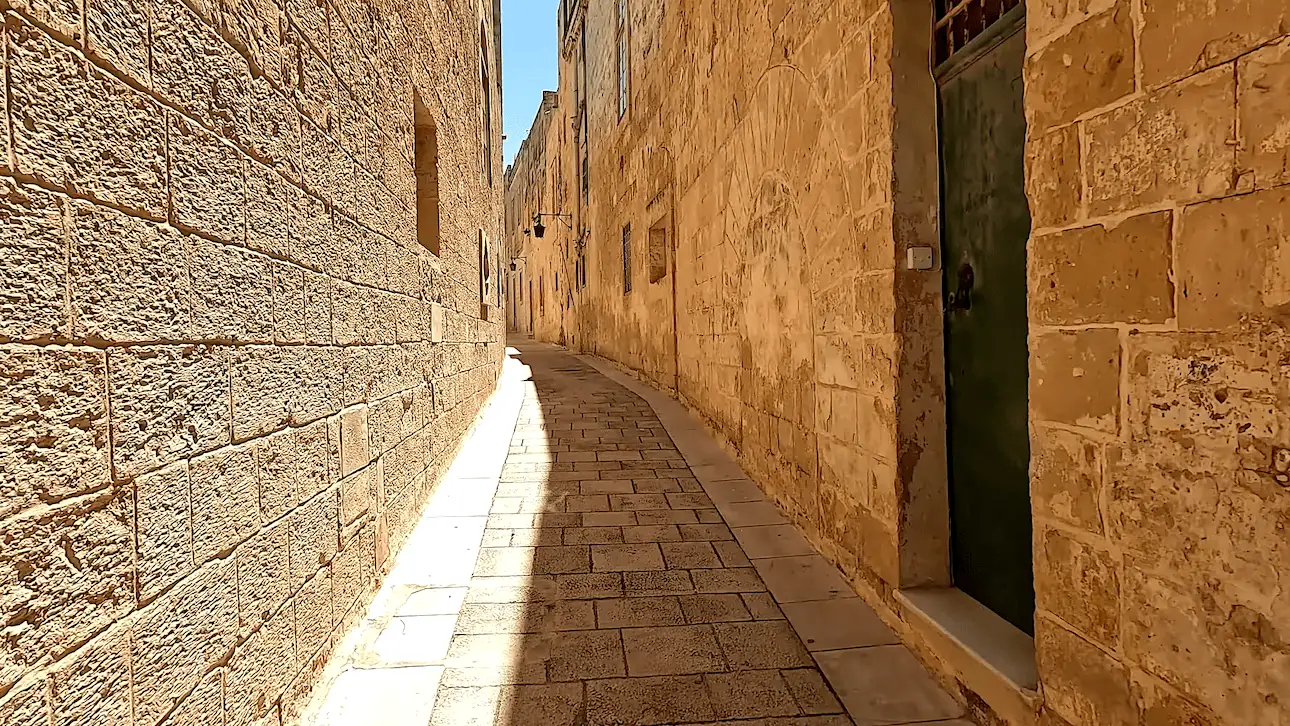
[0,0,505,721]
[509,1,1290,725]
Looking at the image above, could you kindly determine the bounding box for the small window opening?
[414,91,441,255]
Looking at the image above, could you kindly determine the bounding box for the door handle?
[948,262,974,312]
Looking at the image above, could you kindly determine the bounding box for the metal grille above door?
[934,0,1023,65]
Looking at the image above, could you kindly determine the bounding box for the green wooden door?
[937,7,1034,635]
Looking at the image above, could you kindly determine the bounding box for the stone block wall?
[0,0,505,721]
[515,0,1290,724]
[1024,1,1290,724]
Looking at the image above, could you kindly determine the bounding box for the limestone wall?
[1025,1,1290,724]
[517,0,1290,724]
[504,90,559,338]
[0,0,505,721]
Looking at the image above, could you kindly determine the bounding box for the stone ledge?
[896,587,1043,726]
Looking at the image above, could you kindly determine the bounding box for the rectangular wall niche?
[648,221,667,284]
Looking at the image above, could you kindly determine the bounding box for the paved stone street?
[302,339,969,726]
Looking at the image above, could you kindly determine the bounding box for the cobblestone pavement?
[304,339,970,726]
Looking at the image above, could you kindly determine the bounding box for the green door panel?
[938,11,1035,636]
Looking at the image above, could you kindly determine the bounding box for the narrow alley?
[303,340,967,726]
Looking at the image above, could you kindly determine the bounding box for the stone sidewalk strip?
[303,340,970,726]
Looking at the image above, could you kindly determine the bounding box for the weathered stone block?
[235,519,290,638]
[1085,65,1235,215]
[136,462,194,602]
[242,75,302,179]
[191,444,260,564]
[109,346,230,479]
[339,406,372,477]
[1027,124,1083,229]
[160,667,224,726]
[85,0,149,82]
[1177,186,1290,329]
[333,521,374,618]
[1027,0,1118,44]
[1030,211,1174,325]
[0,178,67,341]
[1025,0,1134,132]
[1122,566,1288,725]
[151,0,250,137]
[288,489,339,591]
[49,625,131,726]
[8,0,82,40]
[1132,670,1219,726]
[0,347,110,520]
[226,606,295,725]
[293,567,333,664]
[0,677,47,726]
[1036,527,1121,647]
[272,261,308,344]
[288,182,333,273]
[131,558,238,726]
[1032,329,1120,431]
[187,237,275,343]
[70,201,189,342]
[1239,39,1290,192]
[1140,0,1290,88]
[170,113,246,240]
[1032,428,1104,534]
[231,347,340,441]
[0,486,133,692]
[246,162,291,259]
[1036,617,1135,726]
[7,16,166,216]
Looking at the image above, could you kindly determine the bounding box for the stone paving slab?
[301,339,968,726]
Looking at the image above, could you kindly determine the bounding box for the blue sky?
[501,0,559,167]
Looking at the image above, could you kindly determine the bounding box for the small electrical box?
[906,246,935,271]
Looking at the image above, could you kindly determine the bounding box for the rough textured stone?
[187,239,275,344]
[161,667,225,726]
[7,16,166,215]
[0,486,134,693]
[1177,186,1290,329]
[0,178,67,341]
[191,444,260,564]
[130,558,238,726]
[226,606,295,726]
[1032,428,1105,535]
[69,201,189,342]
[1030,212,1175,325]
[48,626,132,726]
[0,677,48,726]
[1025,0,1135,132]
[1037,618,1136,726]
[109,346,231,479]
[1085,66,1235,215]
[136,461,194,602]
[0,0,503,716]
[150,0,250,137]
[0,347,110,520]
[1140,0,1290,87]
[1027,124,1083,230]
[1238,39,1290,192]
[1032,329,1121,432]
[294,567,334,663]
[288,489,339,591]
[1036,527,1121,647]
[235,519,291,638]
